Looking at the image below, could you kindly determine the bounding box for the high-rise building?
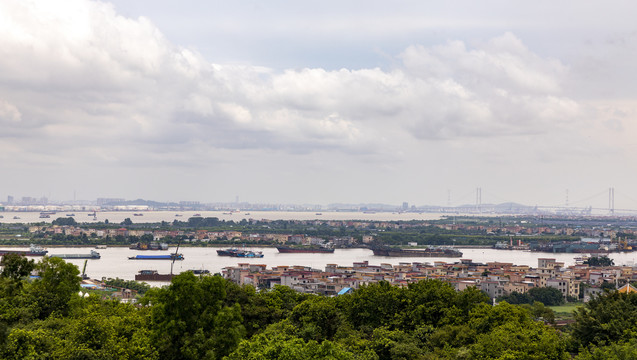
[7,195,13,204]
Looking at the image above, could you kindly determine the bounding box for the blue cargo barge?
[128,253,184,260]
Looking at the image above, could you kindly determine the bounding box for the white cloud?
[0,99,21,125]
[4,0,636,206]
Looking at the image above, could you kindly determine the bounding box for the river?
[0,210,455,224]
[3,246,636,282]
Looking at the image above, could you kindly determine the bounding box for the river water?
[0,210,450,224]
[3,246,636,282]
[2,210,636,282]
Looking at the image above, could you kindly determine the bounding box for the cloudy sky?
[1,0,637,209]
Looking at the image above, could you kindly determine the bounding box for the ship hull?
[0,250,48,256]
[135,273,175,281]
[50,254,101,259]
[276,247,335,253]
[128,254,183,260]
[217,249,264,258]
[372,248,462,257]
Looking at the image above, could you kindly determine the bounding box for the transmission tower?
[476,187,482,213]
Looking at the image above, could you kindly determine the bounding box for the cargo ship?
[0,244,48,256]
[276,246,335,254]
[135,270,175,281]
[50,250,101,259]
[128,253,184,260]
[217,248,264,258]
[371,247,462,257]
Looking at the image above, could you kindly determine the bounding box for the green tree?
[226,323,372,360]
[1,297,158,360]
[26,256,81,319]
[339,281,406,332]
[470,321,568,359]
[289,295,343,341]
[571,291,637,348]
[497,291,533,305]
[574,340,637,360]
[1,253,35,282]
[585,256,614,267]
[528,286,564,306]
[51,217,77,226]
[142,273,245,359]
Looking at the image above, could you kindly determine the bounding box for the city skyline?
[2,1,637,208]
[0,188,637,215]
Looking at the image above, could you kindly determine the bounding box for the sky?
[1,0,637,209]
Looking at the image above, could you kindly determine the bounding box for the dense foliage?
[497,286,565,306]
[102,277,152,294]
[2,253,637,359]
[584,255,615,267]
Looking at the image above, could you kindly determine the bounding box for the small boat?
[133,213,143,216]
[66,213,75,216]
[39,214,50,218]
[13,216,20,219]
[315,213,323,215]
[175,214,183,217]
[192,213,202,217]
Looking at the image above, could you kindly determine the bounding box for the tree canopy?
[1,255,637,359]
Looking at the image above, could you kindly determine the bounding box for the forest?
[1,253,637,359]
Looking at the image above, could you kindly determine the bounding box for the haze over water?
[0,210,449,224]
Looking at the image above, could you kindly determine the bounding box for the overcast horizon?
[2,1,637,209]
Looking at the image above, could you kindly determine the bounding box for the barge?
[135,270,175,281]
[372,247,462,257]
[0,244,48,256]
[276,246,335,254]
[128,253,184,260]
[50,250,101,259]
[217,248,264,258]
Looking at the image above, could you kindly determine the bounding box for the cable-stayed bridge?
[434,187,637,216]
